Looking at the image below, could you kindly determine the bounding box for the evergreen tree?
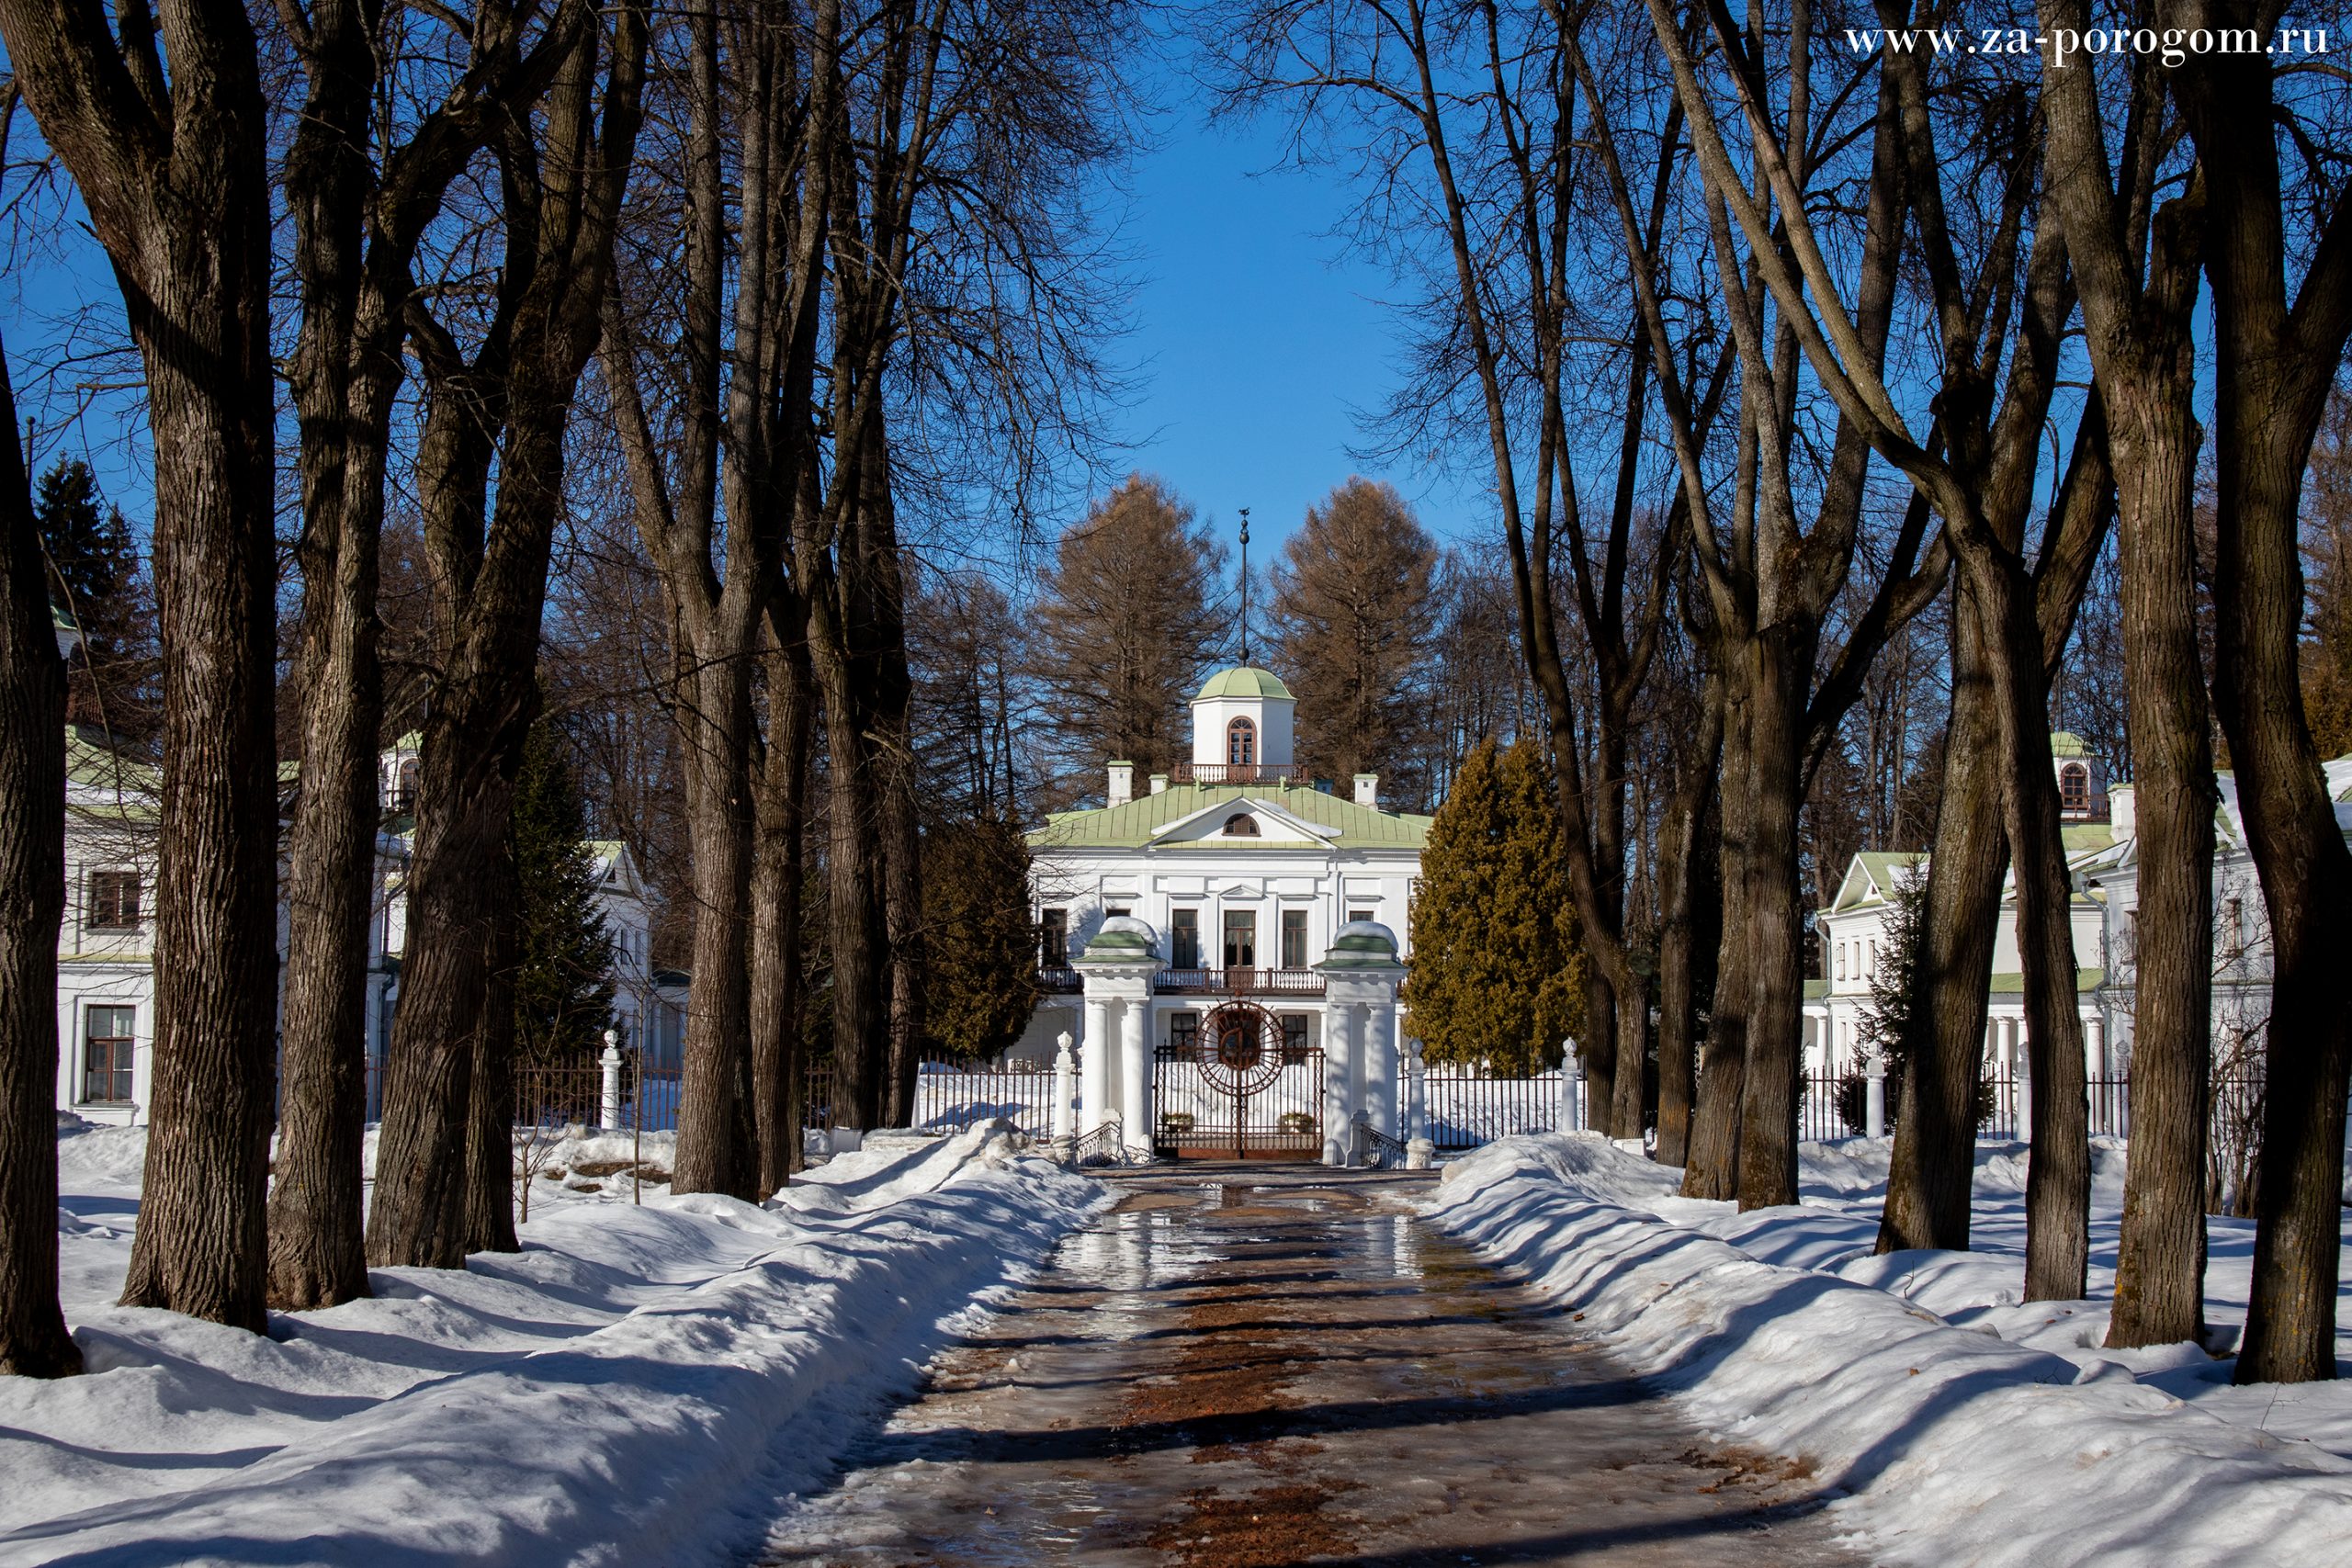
[507,724,615,1066]
[1266,477,1440,802]
[917,815,1042,1063]
[1031,474,1226,792]
[1404,739,1585,1072]
[32,459,156,739]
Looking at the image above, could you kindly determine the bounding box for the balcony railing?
[1167,761,1294,786]
[1154,966,1325,997]
[1037,964,1081,993]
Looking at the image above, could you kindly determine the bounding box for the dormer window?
[2059,762,2090,815]
[1224,813,1260,837]
[1227,717,1256,767]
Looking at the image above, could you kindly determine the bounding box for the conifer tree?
[1404,739,1584,1073]
[1266,477,1440,802]
[507,725,615,1067]
[1031,474,1226,790]
[33,459,156,739]
[917,815,1042,1063]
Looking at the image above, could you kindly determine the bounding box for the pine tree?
[1266,477,1440,801]
[1404,739,1585,1073]
[507,725,615,1067]
[1031,474,1226,792]
[32,459,156,739]
[917,815,1042,1063]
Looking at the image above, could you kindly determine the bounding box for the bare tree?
[2032,0,2216,1348]
[367,0,649,1269]
[1266,477,1441,797]
[601,0,837,1197]
[0,265,81,1373]
[1,0,284,1328]
[269,0,571,1311]
[2165,0,2352,1382]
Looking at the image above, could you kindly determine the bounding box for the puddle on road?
[757,1166,1862,1567]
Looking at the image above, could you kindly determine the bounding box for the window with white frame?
[83,1006,136,1103]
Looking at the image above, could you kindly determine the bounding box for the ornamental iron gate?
[1152,1000,1324,1159]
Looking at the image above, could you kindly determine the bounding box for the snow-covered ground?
[1429,1132,2352,1568]
[6,1118,1105,1566]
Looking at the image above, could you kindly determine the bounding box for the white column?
[1119,998,1150,1158]
[1406,1039,1429,1143]
[1080,996,1110,1135]
[1563,1043,1586,1134]
[1864,1052,1886,1140]
[2016,1019,2035,1140]
[1322,1002,1356,1165]
[1052,1031,1076,1145]
[1364,1002,1400,1138]
[2085,1015,2108,1134]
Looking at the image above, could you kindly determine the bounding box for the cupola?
[1188,666,1295,783]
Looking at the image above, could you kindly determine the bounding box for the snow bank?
[6,1120,1104,1566]
[1430,1133,2352,1568]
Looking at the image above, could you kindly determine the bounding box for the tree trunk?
[670,642,760,1197]
[2103,382,2215,1348]
[1966,556,2091,1300]
[1880,598,2007,1253]
[752,627,814,1193]
[0,335,82,1377]
[463,845,520,1253]
[1736,637,1811,1211]
[111,109,283,1338]
[1684,681,1752,1199]
[809,600,887,1131]
[881,739,923,1126]
[1654,682,1724,1169]
[1580,969,1618,1130]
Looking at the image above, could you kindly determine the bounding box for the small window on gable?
[1227,717,1256,767]
[87,870,141,931]
[1223,813,1260,837]
[2060,762,2091,814]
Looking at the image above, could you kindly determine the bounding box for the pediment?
[1148,795,1333,847]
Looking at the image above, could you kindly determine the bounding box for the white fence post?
[1405,1039,1433,1169]
[1051,1032,1076,1153]
[1562,1038,1585,1134]
[599,1031,623,1129]
[1864,1052,1886,1140]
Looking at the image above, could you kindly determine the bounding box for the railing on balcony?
[1153,966,1326,997]
[1167,761,1295,786]
[1037,964,1081,993]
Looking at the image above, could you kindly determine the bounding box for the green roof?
[2050,731,2093,759]
[1031,782,1430,851]
[2061,822,2116,852]
[1986,967,2104,995]
[1195,666,1294,702]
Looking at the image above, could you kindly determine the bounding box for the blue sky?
[1102,106,1486,568]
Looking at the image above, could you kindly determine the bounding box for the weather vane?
[1238,506,1251,667]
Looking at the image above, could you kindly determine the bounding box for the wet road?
[760,1164,1864,1567]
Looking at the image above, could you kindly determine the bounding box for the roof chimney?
[1107,760,1134,808]
[1353,773,1379,809]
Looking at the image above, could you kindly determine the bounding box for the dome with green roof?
[1195,665,1294,703]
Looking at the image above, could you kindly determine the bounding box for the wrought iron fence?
[911,1063,1061,1138]
[1792,1067,2262,1151]
[1419,1069,1567,1151]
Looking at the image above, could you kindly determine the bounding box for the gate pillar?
[1317,921,1407,1161]
[1074,916,1164,1157]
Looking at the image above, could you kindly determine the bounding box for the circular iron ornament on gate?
[1193,1002,1288,1096]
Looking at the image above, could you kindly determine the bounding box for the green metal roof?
[1194,666,1294,702]
[2061,822,2116,852]
[1986,967,2105,995]
[2050,731,2093,759]
[1031,782,1430,851]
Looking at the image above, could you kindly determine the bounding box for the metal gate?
[1152,1001,1324,1159]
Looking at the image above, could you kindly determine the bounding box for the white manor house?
[1017,666,1430,1160]
[51,720,675,1128]
[1808,732,2352,1118]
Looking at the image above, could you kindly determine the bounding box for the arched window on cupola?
[2059,762,2090,814]
[1227,716,1257,767]
[1224,813,1261,837]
